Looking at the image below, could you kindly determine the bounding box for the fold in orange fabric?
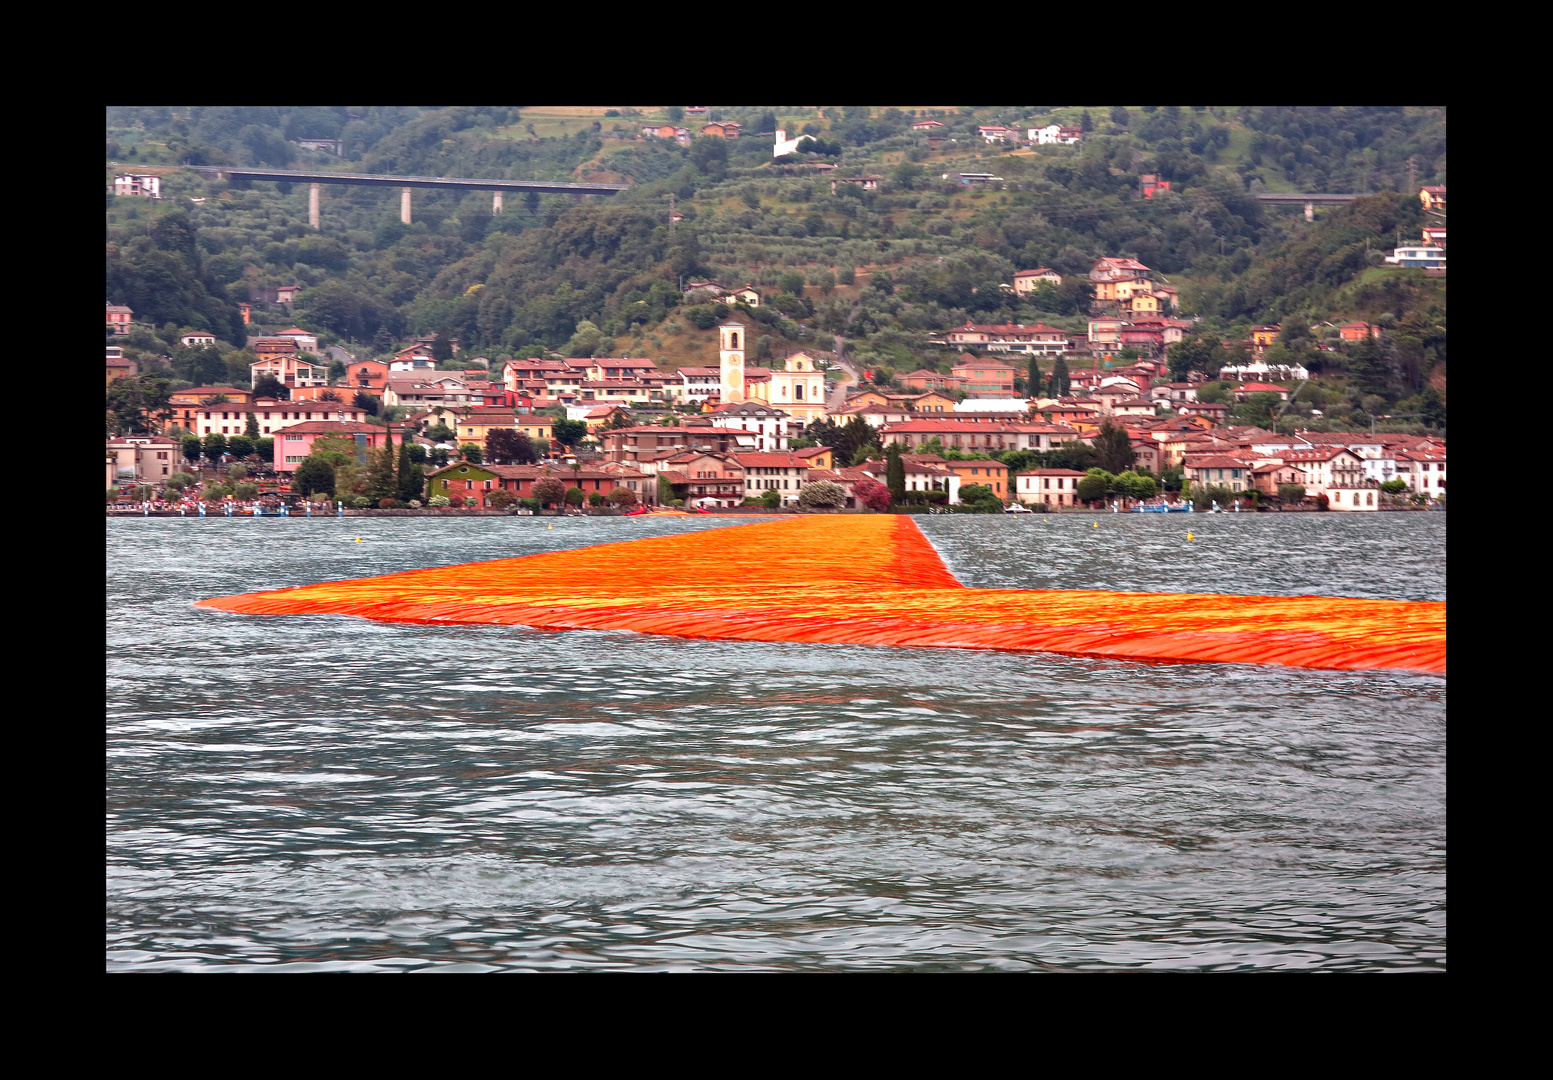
[195,516,1445,672]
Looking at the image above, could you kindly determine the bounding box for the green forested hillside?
[106,105,1445,420]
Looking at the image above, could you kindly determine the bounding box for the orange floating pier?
[195,516,1445,672]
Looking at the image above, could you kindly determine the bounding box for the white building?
[706,401,789,451]
[773,129,816,158]
[1384,245,1446,269]
[114,174,161,198]
[180,332,217,348]
[1395,449,1447,496]
[1027,125,1082,145]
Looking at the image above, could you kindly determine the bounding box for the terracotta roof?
[273,421,382,435]
[731,453,809,468]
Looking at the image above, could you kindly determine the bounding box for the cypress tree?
[885,442,906,506]
[1049,356,1070,397]
[367,425,396,502]
[397,437,423,503]
[1027,354,1043,399]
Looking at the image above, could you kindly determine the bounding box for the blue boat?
[1132,501,1192,513]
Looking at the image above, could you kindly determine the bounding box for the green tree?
[1278,483,1307,503]
[252,374,288,400]
[1048,356,1070,397]
[1026,355,1043,399]
[885,443,906,504]
[202,432,228,463]
[165,471,196,493]
[367,427,396,502]
[181,433,202,465]
[689,135,728,179]
[564,320,603,358]
[607,486,638,507]
[760,489,781,510]
[1075,471,1111,504]
[1092,420,1136,474]
[564,486,585,507]
[552,418,588,449]
[245,413,260,439]
[1380,479,1409,495]
[293,455,336,498]
[107,376,174,436]
[458,442,483,465]
[431,332,454,362]
[396,439,423,503]
[1418,386,1446,428]
[958,483,1003,512]
[487,489,518,509]
[486,429,538,465]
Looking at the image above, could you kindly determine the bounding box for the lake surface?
[106,513,1446,971]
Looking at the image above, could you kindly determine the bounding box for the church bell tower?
[719,321,746,404]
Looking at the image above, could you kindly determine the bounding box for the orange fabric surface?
[196,516,1445,672]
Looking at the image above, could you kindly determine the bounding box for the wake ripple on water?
[106,515,1445,970]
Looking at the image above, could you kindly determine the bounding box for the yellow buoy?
[548,525,554,529]
[1092,522,1099,528]
[355,538,362,543]
[1187,532,1194,540]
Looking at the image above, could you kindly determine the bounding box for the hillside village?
[106,106,1445,514]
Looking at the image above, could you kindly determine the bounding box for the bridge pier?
[401,187,412,225]
[309,183,321,229]
[493,192,503,215]
[1305,201,1314,222]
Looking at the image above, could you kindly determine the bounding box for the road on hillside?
[325,344,355,364]
[827,328,861,411]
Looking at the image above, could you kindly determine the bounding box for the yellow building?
[1250,325,1281,351]
[1127,292,1161,316]
[449,408,554,452]
[746,350,827,424]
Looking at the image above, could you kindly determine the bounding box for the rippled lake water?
[107,513,1445,971]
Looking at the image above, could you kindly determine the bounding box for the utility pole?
[1407,156,1417,193]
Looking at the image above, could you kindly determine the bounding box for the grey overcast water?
[106,512,1445,971]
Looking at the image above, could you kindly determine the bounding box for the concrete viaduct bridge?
[1256,192,1360,220]
[194,167,629,229]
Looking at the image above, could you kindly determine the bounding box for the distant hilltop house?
[1422,226,1446,249]
[107,302,133,335]
[684,106,710,117]
[641,124,692,146]
[912,119,945,131]
[1385,244,1446,269]
[276,284,304,305]
[831,175,880,193]
[1139,174,1171,199]
[1419,186,1447,212]
[700,121,741,139]
[977,125,1019,144]
[1028,124,1082,145]
[943,172,1002,187]
[773,129,817,158]
[684,281,761,307]
[113,174,161,198]
[294,137,342,155]
[180,331,217,348]
[1012,268,1063,295]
